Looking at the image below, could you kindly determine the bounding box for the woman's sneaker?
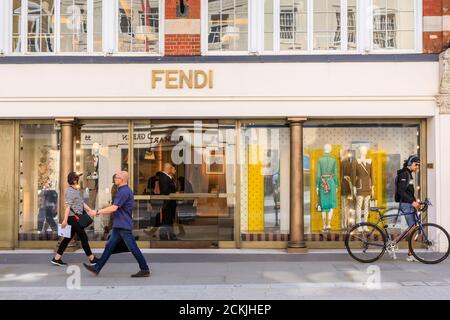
[406,254,418,262]
[51,258,68,267]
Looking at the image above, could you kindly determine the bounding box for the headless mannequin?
[352,146,374,232]
[340,151,354,230]
[316,144,338,232]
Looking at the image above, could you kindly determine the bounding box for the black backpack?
[394,172,410,203]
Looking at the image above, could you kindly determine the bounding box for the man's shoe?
[89,256,99,266]
[83,263,99,275]
[131,270,151,278]
[51,258,67,267]
[406,254,418,262]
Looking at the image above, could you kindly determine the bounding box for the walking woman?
[51,172,98,266]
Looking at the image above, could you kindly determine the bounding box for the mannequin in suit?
[158,163,178,240]
[352,146,374,232]
[316,144,338,232]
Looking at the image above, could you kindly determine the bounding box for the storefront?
[0,56,440,250]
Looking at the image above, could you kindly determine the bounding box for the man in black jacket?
[159,163,178,240]
[395,155,421,261]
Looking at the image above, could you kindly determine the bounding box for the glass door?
[132,120,237,248]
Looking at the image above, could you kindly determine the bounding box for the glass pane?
[76,123,129,240]
[118,0,159,53]
[12,0,22,53]
[280,0,307,51]
[27,0,55,53]
[373,0,415,50]
[303,123,421,237]
[208,0,248,52]
[19,124,60,240]
[93,0,103,51]
[133,120,236,243]
[240,124,290,240]
[348,0,357,50]
[60,0,88,52]
[313,0,341,50]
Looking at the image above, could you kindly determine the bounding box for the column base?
[287,241,307,253]
[287,247,308,253]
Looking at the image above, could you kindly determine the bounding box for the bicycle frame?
[362,206,428,248]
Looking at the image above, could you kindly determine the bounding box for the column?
[287,118,307,252]
[436,49,450,251]
[56,118,75,222]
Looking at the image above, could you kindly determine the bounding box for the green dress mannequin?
[316,153,338,210]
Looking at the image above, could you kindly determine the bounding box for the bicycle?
[344,199,450,264]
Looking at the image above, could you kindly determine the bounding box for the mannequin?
[85,142,100,209]
[351,146,374,232]
[316,144,338,232]
[340,150,354,230]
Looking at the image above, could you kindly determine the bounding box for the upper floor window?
[372,0,416,50]
[10,0,102,54]
[207,0,249,52]
[117,0,160,53]
[5,0,162,55]
[203,0,421,55]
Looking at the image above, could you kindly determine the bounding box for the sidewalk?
[1,249,450,300]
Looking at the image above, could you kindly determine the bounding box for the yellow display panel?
[247,145,264,232]
[367,149,387,227]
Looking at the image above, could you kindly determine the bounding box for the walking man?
[83,171,150,277]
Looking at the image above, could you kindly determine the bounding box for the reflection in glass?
[118,0,159,53]
[347,0,357,50]
[93,0,102,51]
[19,124,60,238]
[26,0,55,52]
[12,0,22,52]
[279,0,307,51]
[60,0,88,52]
[303,123,421,236]
[133,121,236,243]
[313,0,341,50]
[208,0,248,52]
[240,124,290,239]
[373,0,415,50]
[76,123,129,240]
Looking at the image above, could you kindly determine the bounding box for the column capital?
[287,117,307,124]
[55,118,76,125]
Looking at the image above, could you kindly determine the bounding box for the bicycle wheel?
[409,223,450,264]
[345,222,387,263]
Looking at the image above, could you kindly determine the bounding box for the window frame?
[201,0,423,55]
[6,0,101,55]
[4,0,164,56]
[201,0,252,56]
[112,0,164,56]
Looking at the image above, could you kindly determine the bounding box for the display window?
[239,123,290,241]
[303,122,423,241]
[19,123,60,240]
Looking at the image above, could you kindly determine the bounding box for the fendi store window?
[303,121,425,244]
[19,123,60,241]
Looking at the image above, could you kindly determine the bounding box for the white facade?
[0,59,447,248]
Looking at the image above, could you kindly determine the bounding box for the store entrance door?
[132,120,237,248]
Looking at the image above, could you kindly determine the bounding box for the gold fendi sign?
[151,70,214,89]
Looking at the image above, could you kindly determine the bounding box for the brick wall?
[164,0,201,56]
[423,0,447,53]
